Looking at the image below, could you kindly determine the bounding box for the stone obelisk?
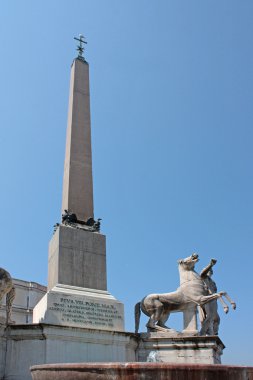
[61,56,94,222]
[33,37,124,332]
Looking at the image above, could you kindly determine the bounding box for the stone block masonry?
[48,224,106,291]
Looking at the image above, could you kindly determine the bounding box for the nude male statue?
[199,258,220,335]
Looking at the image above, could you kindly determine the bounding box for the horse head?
[177,253,199,271]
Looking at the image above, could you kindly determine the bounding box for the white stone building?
[0,279,46,324]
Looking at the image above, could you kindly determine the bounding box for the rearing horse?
[135,253,235,333]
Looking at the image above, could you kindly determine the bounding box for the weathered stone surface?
[48,224,106,291]
[33,284,124,332]
[3,324,137,380]
[138,333,225,364]
[30,362,253,380]
[62,58,94,222]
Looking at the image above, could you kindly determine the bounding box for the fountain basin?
[31,362,253,380]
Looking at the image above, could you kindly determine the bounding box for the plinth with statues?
[134,253,236,364]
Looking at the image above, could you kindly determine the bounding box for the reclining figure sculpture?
[135,253,236,335]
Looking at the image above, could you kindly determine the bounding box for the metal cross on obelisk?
[74,34,87,61]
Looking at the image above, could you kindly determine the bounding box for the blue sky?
[0,1,253,365]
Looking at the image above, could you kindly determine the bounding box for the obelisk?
[33,37,124,332]
[61,55,94,222]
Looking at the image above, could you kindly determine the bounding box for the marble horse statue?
[0,267,15,325]
[135,253,236,334]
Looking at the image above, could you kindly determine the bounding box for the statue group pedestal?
[138,332,225,364]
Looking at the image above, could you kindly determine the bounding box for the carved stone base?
[33,284,125,332]
[137,332,225,364]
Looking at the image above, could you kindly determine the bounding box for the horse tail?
[134,302,141,333]
[6,286,15,324]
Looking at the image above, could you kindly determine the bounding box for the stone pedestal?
[137,332,225,364]
[48,224,107,291]
[33,284,124,332]
[37,223,124,332]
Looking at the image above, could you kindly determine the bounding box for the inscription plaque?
[49,297,123,328]
[35,289,125,331]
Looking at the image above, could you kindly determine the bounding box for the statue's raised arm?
[200,258,217,279]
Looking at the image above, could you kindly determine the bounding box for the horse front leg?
[222,292,236,310]
[218,296,229,314]
[200,292,223,305]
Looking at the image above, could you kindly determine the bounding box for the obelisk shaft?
[62,58,94,222]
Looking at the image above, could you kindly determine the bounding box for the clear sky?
[0,0,252,365]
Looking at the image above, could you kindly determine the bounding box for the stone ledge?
[3,323,135,339]
[139,332,225,348]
